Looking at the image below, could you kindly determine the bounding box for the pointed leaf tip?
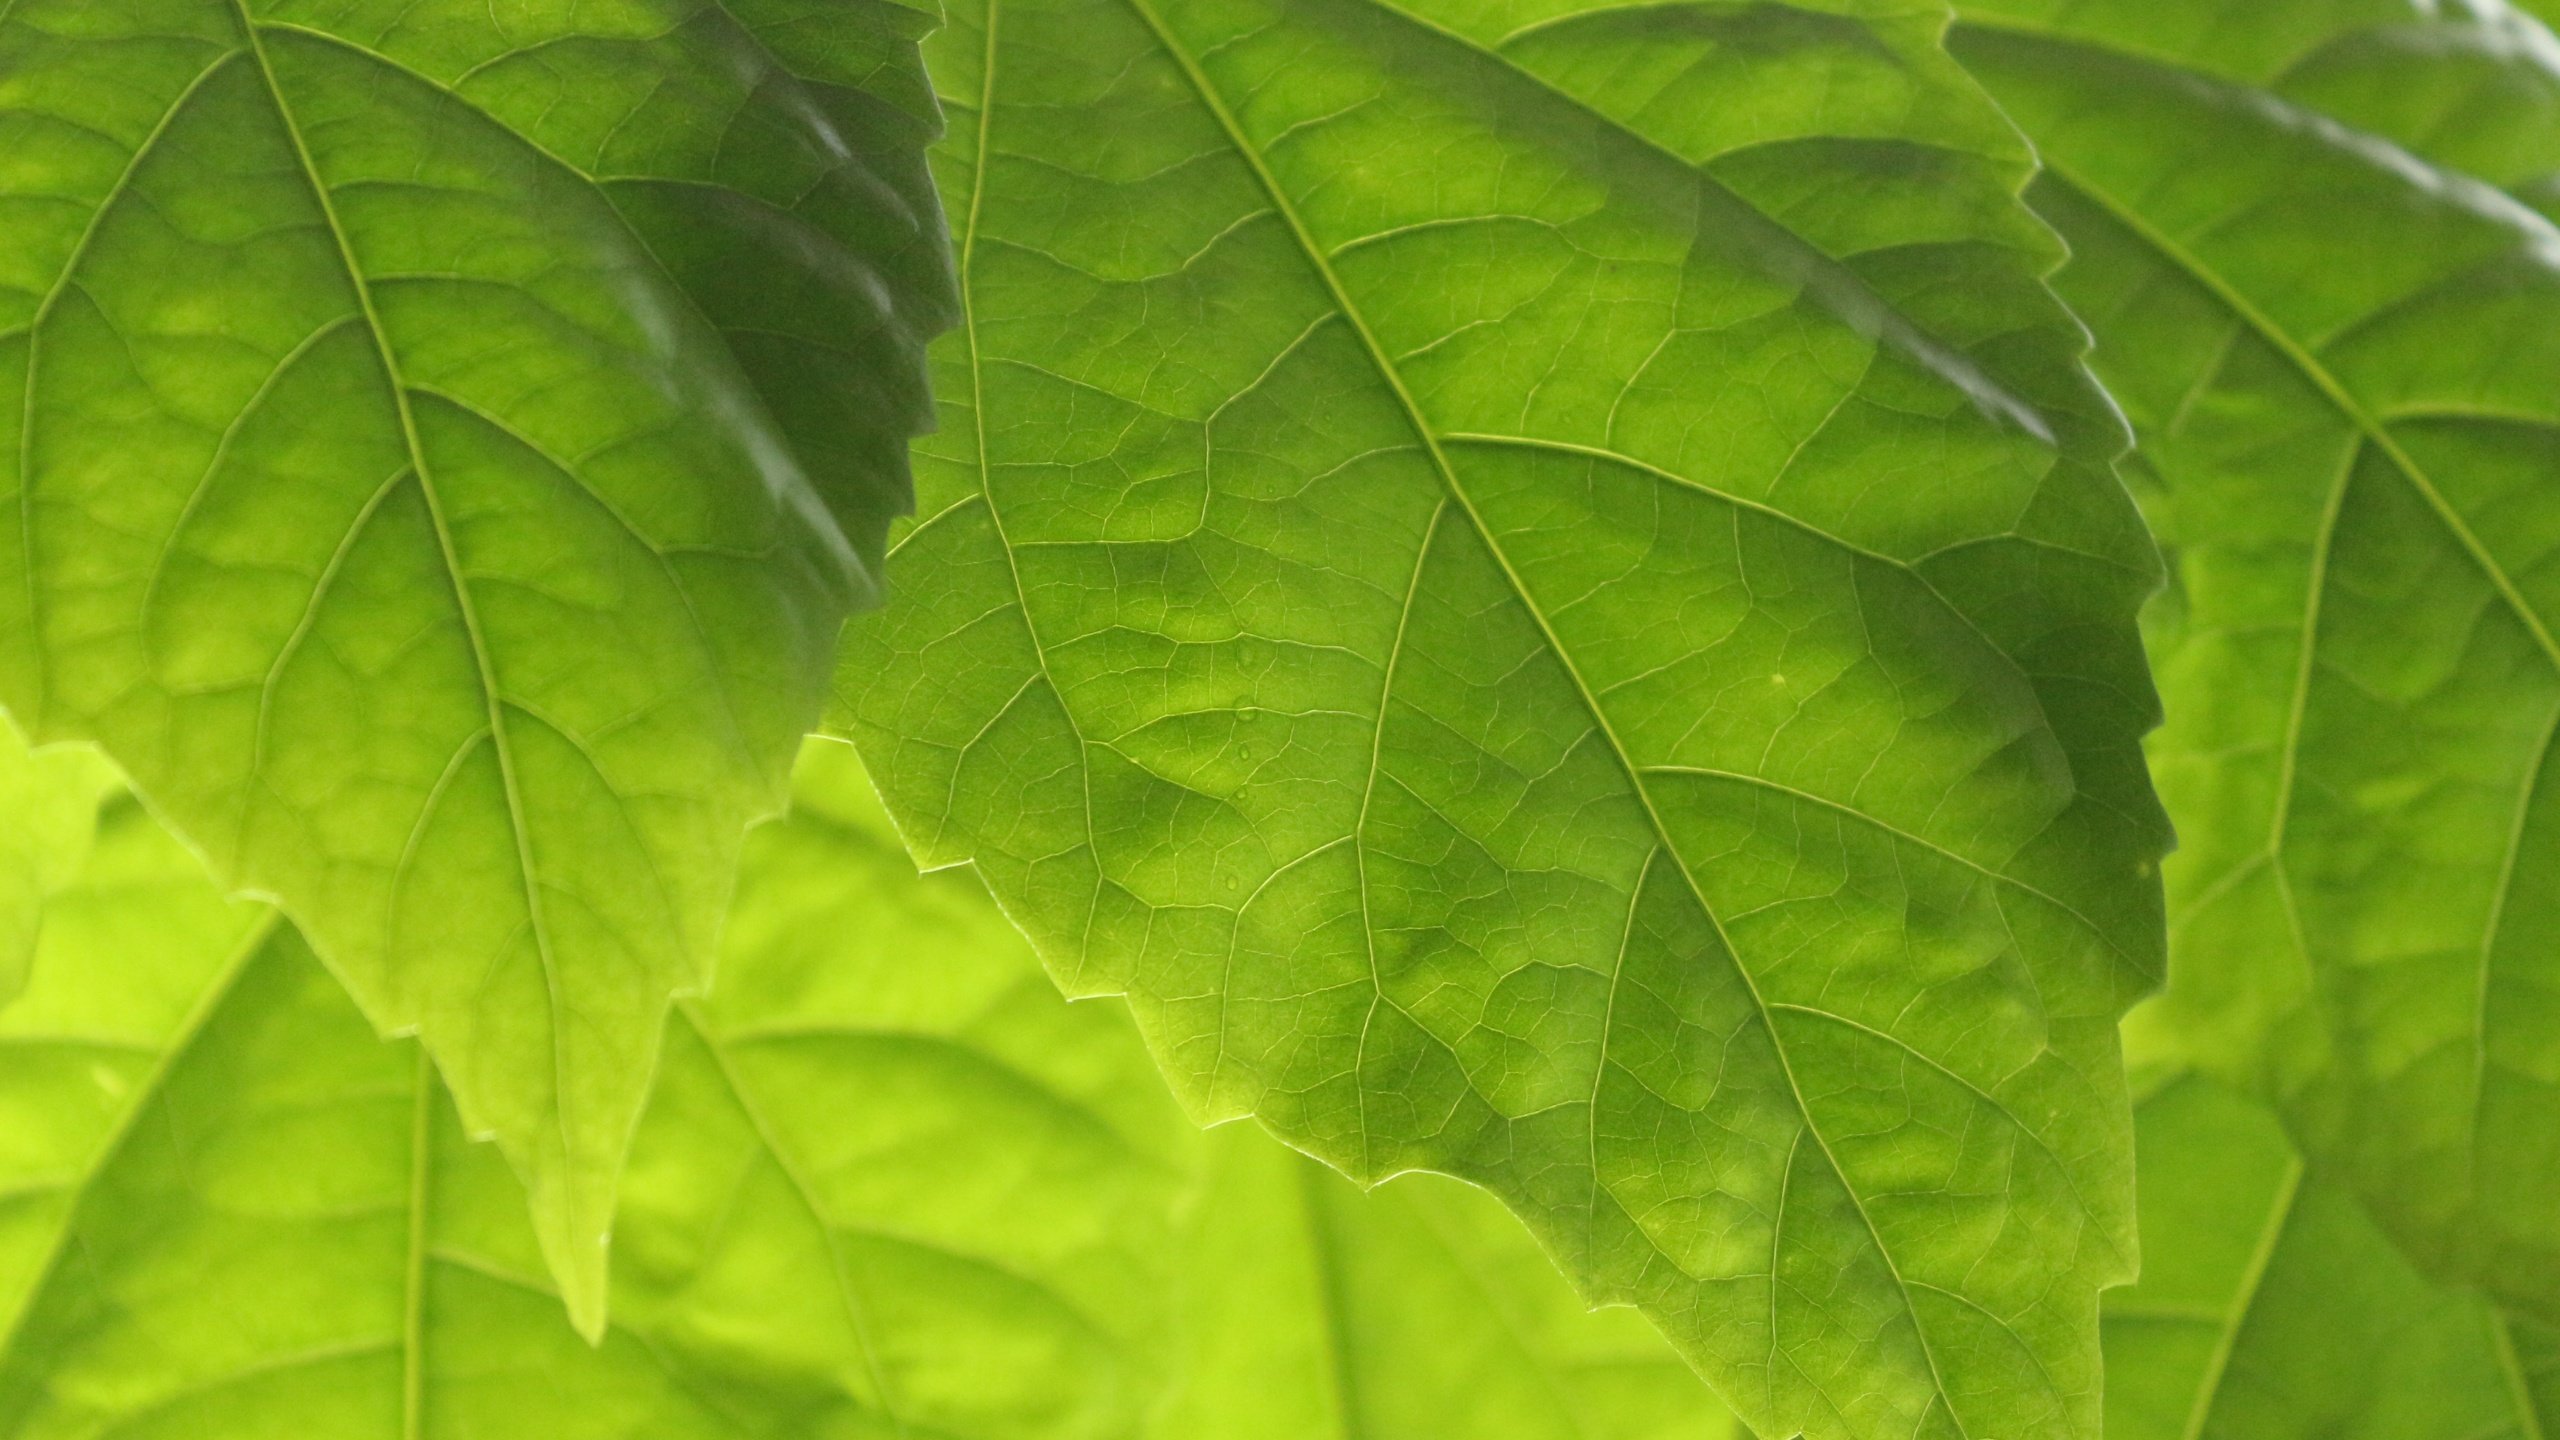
[0,0,953,1308]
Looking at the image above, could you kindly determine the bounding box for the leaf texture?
[834,2,2172,1437]
[1952,0,2560,1318]
[0,0,954,1329]
[0,736,1741,1439]
[2102,1073,2552,1440]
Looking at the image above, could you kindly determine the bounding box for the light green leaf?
[0,787,1182,1438]
[1950,0,2560,1317]
[0,737,1739,1439]
[0,0,954,1329]
[1158,1125,1738,1440]
[0,723,115,1009]
[2103,1073,2548,1440]
[836,2,2170,1437]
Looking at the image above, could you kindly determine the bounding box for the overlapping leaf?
[835,2,2171,1436]
[0,766,1178,1437]
[0,737,1738,1439]
[1952,0,2560,1317]
[0,0,954,1327]
[1160,1125,1737,1440]
[2103,1073,2550,1440]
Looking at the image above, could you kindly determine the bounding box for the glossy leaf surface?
[0,0,954,1327]
[837,2,2171,1437]
[1954,0,2560,1317]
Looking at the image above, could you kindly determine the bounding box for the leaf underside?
[1952,0,2560,1319]
[838,2,2171,1437]
[0,0,953,1329]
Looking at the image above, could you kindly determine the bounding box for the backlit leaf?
[836,2,2171,1437]
[1952,0,2560,1317]
[0,724,114,1008]
[1160,1126,1738,1440]
[2102,1073,2550,1440]
[0,738,1738,1439]
[0,0,954,1329]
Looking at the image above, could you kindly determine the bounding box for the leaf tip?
[549,1231,613,1347]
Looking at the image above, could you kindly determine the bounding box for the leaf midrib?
[232,22,785,807]
[223,5,585,1252]
[403,1046,432,1440]
[1294,1155,1368,1440]
[1111,0,1981,1429]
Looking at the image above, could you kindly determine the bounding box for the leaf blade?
[2106,1074,2549,1440]
[0,0,954,1328]
[840,3,2170,1436]
[0,739,1739,1440]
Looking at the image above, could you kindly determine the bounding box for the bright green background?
[1953,0,2560,1325]
[0,727,1745,1440]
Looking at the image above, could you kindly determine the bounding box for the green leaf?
[2516,1312,2560,1423]
[0,737,1737,1438]
[2103,1073,2550,1440]
[1941,0,2560,211]
[0,780,1182,1437]
[0,723,115,1009]
[836,2,2170,1437]
[1160,1127,1738,1440]
[0,0,954,1329]
[1950,0,2560,1317]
